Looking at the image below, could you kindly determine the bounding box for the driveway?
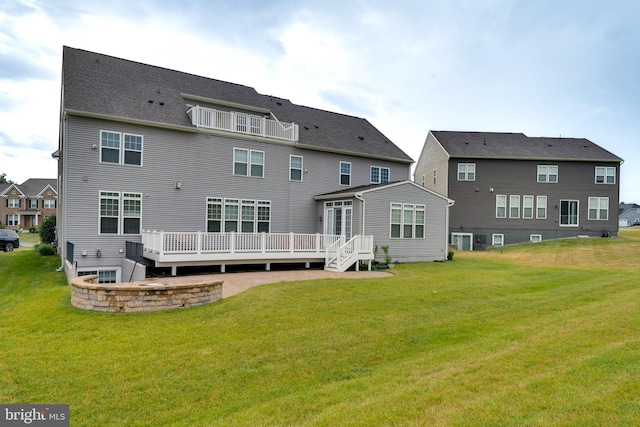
[155,269,393,298]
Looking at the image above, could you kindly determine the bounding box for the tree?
[40,215,56,244]
[0,173,13,184]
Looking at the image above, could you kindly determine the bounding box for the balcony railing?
[187,105,299,142]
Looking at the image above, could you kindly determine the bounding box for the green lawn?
[1,231,639,426]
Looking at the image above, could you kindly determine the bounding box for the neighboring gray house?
[57,47,452,283]
[414,131,622,250]
[619,203,640,227]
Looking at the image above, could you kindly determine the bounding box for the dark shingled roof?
[62,46,413,163]
[431,131,622,162]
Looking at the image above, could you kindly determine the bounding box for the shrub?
[40,215,56,244]
[36,243,56,256]
[28,226,37,233]
[447,249,455,261]
[0,220,3,229]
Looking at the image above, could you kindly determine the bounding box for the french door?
[324,201,352,240]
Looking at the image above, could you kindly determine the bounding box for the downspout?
[355,193,365,235]
[445,199,455,259]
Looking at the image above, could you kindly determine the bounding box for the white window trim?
[390,203,425,239]
[339,161,351,186]
[559,200,579,227]
[492,234,504,247]
[233,148,265,178]
[595,166,616,184]
[98,191,142,235]
[100,130,143,166]
[496,195,507,218]
[523,195,534,219]
[457,163,476,181]
[530,234,543,243]
[509,195,521,219]
[451,232,474,251]
[536,196,547,219]
[77,267,122,284]
[206,197,271,233]
[370,166,390,184]
[289,155,303,182]
[588,197,609,220]
[537,165,558,183]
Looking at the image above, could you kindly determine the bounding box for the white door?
[324,201,352,240]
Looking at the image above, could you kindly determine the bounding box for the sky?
[1,0,639,202]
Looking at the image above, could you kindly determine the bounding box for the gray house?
[414,131,622,250]
[619,203,640,227]
[57,47,452,283]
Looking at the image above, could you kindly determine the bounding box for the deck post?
[266,262,271,271]
[171,266,177,276]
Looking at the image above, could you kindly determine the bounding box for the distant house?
[619,203,640,227]
[0,179,57,230]
[414,131,622,250]
[56,47,453,283]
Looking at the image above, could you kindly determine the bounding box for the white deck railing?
[142,231,341,256]
[325,235,374,272]
[187,105,299,142]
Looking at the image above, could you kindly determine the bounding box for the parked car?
[0,229,20,252]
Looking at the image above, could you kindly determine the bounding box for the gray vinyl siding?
[361,183,449,263]
[448,158,620,248]
[61,116,410,269]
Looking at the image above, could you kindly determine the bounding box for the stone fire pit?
[71,275,223,313]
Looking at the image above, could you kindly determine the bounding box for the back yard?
[1,229,639,426]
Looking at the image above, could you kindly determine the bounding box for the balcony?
[140,231,373,273]
[187,105,299,142]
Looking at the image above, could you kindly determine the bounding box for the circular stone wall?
[71,275,223,313]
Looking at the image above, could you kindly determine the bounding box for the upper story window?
[29,199,38,209]
[290,155,303,181]
[370,166,390,184]
[457,163,475,181]
[100,131,143,166]
[433,169,437,185]
[43,200,56,209]
[595,166,615,184]
[537,165,558,183]
[7,199,20,208]
[234,148,264,178]
[340,162,351,186]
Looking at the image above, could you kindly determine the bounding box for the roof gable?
[62,47,413,163]
[314,180,453,203]
[431,131,622,162]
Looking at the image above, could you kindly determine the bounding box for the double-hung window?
[523,195,534,219]
[536,196,547,219]
[390,203,425,239]
[99,191,141,235]
[44,199,56,209]
[588,197,609,220]
[29,199,38,209]
[100,131,143,166]
[6,214,19,226]
[7,199,20,208]
[595,167,615,184]
[340,162,351,186]
[496,195,507,218]
[234,148,264,178]
[457,163,475,181]
[370,166,390,184]
[510,195,521,218]
[537,165,558,183]
[290,155,303,181]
